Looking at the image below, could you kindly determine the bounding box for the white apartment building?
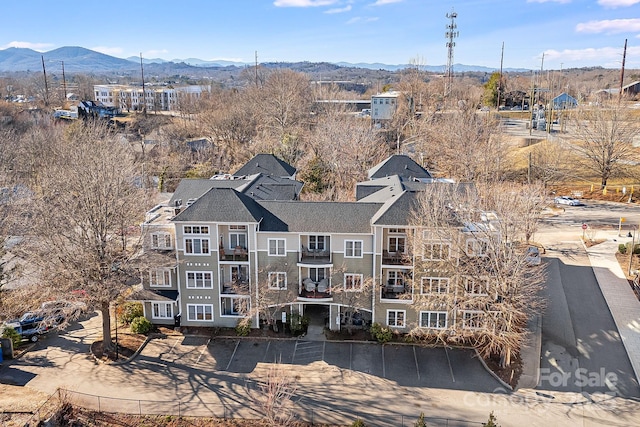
[94,84,210,112]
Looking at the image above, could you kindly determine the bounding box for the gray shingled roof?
[371,191,420,226]
[234,154,297,177]
[258,201,383,233]
[368,155,432,180]
[168,178,250,207]
[242,175,303,201]
[173,188,266,223]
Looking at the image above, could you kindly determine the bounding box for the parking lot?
[137,335,504,392]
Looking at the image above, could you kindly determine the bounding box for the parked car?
[554,196,583,206]
[2,316,51,343]
[525,246,542,266]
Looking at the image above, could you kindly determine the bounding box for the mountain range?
[0,46,530,75]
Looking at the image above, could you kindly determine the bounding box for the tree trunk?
[101,301,112,350]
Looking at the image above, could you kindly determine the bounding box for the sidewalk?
[585,231,640,386]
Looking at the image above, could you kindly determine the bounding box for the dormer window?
[151,232,172,250]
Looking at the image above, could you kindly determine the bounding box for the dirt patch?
[483,354,523,389]
[91,333,146,362]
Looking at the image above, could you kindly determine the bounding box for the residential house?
[135,154,511,338]
[552,92,577,110]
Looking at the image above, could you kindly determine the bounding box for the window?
[268,239,285,256]
[185,238,210,255]
[150,269,171,287]
[345,273,363,291]
[229,225,246,230]
[466,238,489,257]
[309,235,325,251]
[268,272,287,290]
[387,270,404,286]
[345,240,363,258]
[387,310,406,327]
[230,232,247,249]
[184,225,209,234]
[231,265,248,283]
[464,277,489,295]
[422,241,450,260]
[151,232,172,249]
[462,311,485,329]
[309,267,326,282]
[420,311,447,329]
[186,271,213,288]
[152,303,173,319]
[388,236,405,253]
[420,277,449,294]
[187,304,213,321]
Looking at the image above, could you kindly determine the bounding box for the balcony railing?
[299,278,332,299]
[381,282,408,299]
[300,247,331,264]
[221,279,249,295]
[219,246,249,262]
[382,250,411,265]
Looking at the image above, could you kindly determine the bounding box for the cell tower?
[444,9,458,97]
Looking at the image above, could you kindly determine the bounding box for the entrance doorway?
[303,304,329,328]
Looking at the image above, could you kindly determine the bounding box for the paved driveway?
[137,335,503,393]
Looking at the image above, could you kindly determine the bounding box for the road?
[536,201,640,399]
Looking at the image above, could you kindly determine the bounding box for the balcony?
[221,278,249,295]
[382,250,411,266]
[219,246,249,262]
[298,277,332,300]
[381,281,410,300]
[300,235,331,264]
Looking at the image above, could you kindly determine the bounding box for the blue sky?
[2,0,639,69]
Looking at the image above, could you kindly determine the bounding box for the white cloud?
[598,0,640,7]
[576,18,640,34]
[274,0,338,6]
[541,45,640,64]
[2,41,53,51]
[526,0,571,3]
[372,0,403,5]
[325,5,352,13]
[347,16,379,24]
[91,46,124,56]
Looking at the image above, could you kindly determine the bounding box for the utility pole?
[41,55,49,107]
[619,39,627,105]
[497,42,504,111]
[255,51,259,88]
[61,60,67,101]
[444,9,458,99]
[140,53,147,116]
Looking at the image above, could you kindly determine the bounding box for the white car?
[554,196,583,206]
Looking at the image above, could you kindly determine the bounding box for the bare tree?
[248,362,299,426]
[10,121,151,349]
[408,182,545,367]
[568,104,639,188]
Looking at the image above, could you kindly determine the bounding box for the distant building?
[371,91,401,122]
[552,92,577,110]
[94,84,210,112]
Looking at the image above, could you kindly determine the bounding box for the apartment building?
[94,84,210,112]
[135,154,510,337]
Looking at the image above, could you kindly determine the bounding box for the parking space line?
[381,345,386,378]
[444,346,455,383]
[413,346,420,381]
[349,344,352,371]
[226,340,240,371]
[292,341,298,361]
[261,341,271,362]
[322,341,325,361]
[195,338,210,365]
[169,338,180,354]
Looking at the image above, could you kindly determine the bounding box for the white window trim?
[345,240,363,258]
[344,273,363,292]
[151,302,173,320]
[420,276,449,294]
[387,309,406,328]
[268,238,286,256]
[422,241,451,261]
[420,311,448,329]
[466,238,490,257]
[183,225,209,235]
[184,237,210,255]
[464,276,490,296]
[387,236,406,254]
[150,232,172,250]
[268,272,287,290]
[220,296,250,317]
[462,310,485,330]
[149,268,172,287]
[186,271,214,289]
[186,304,214,322]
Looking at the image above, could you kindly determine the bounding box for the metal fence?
[46,388,483,427]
